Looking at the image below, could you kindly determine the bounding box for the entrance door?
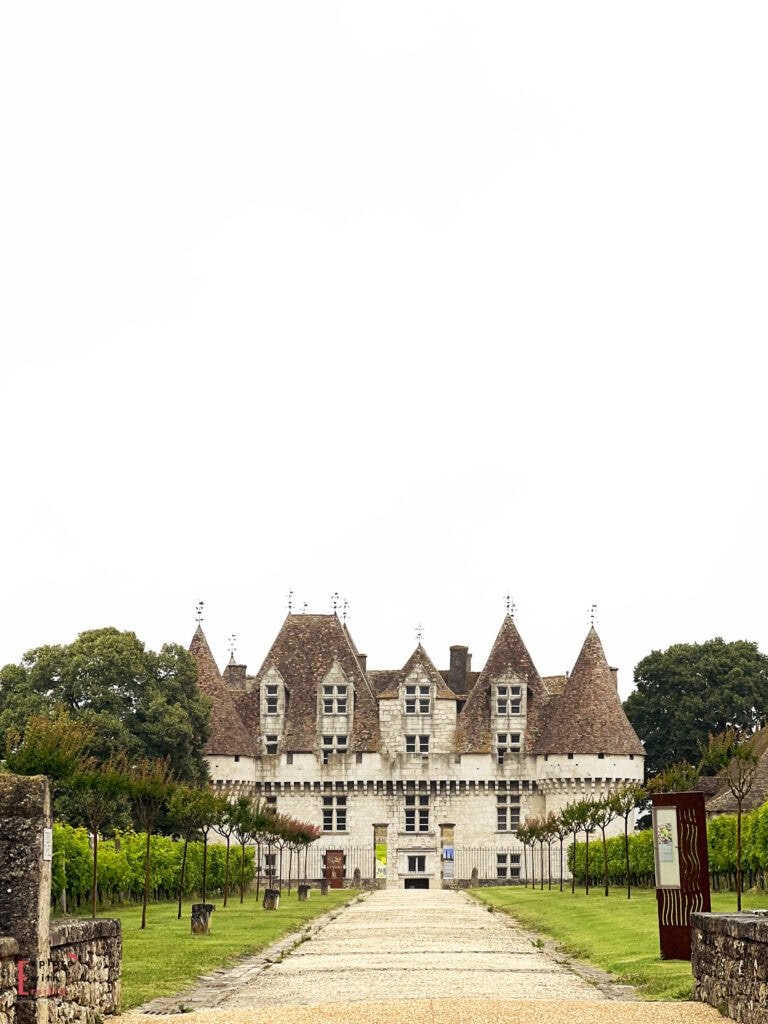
[404,878,430,890]
[324,849,345,888]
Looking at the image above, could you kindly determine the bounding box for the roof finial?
[331,592,340,615]
[505,593,516,619]
[195,600,205,625]
[287,590,294,614]
[302,601,308,614]
[342,598,349,624]
[228,633,237,659]
[589,603,598,628]
[416,623,424,644]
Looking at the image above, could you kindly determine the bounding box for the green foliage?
[51,824,255,907]
[5,708,93,782]
[0,627,211,786]
[624,638,768,775]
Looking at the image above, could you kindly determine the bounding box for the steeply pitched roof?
[377,645,457,700]
[533,627,645,756]
[189,626,255,757]
[254,614,380,752]
[455,616,547,753]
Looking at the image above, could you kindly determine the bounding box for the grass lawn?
[77,888,357,1010]
[472,885,768,1000]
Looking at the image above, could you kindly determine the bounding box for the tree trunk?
[559,839,563,892]
[223,836,231,907]
[202,831,208,903]
[255,842,262,900]
[737,799,743,912]
[585,832,590,895]
[91,829,99,919]
[601,828,609,896]
[540,843,544,890]
[239,842,246,903]
[141,826,151,930]
[178,835,189,919]
[288,847,293,894]
[624,814,631,900]
[523,844,528,887]
[571,832,577,894]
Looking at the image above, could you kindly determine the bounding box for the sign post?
[651,792,710,960]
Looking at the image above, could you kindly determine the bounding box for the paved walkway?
[127,889,723,1024]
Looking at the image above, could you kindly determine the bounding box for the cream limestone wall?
[260,666,286,753]
[317,660,353,745]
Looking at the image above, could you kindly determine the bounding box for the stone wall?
[692,911,768,1023]
[48,920,121,1024]
[0,938,19,1024]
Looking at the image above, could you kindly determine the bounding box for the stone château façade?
[190,612,645,888]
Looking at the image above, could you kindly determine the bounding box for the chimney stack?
[358,653,368,674]
[449,645,471,694]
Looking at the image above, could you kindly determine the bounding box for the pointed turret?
[455,615,547,753]
[378,643,457,700]
[533,627,645,756]
[189,625,255,756]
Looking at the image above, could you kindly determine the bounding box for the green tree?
[624,638,768,775]
[0,628,211,785]
[609,782,645,899]
[128,758,175,929]
[5,708,93,785]
[589,799,617,897]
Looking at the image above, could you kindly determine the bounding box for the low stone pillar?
[320,880,329,895]
[190,903,215,934]
[297,885,310,902]
[693,911,768,1021]
[262,889,280,911]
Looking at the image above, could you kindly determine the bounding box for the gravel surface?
[125,889,723,1024]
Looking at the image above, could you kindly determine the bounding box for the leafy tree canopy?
[624,637,768,776]
[0,627,211,785]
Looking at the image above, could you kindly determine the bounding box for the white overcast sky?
[1,3,767,700]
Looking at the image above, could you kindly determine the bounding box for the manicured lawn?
[79,888,357,1010]
[472,885,768,1000]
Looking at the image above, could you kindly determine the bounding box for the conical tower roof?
[455,615,547,753]
[533,627,645,756]
[189,625,255,757]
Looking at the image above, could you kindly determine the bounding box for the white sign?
[42,828,53,862]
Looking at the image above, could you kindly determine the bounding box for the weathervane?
[302,601,308,614]
[416,623,424,644]
[195,601,205,625]
[505,593,516,619]
[331,592,340,615]
[342,598,349,623]
[287,590,294,614]
[228,634,237,659]
[589,603,598,627]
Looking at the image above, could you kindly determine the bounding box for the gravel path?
[126,888,723,1024]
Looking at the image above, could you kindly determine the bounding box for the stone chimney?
[449,645,471,694]
[223,660,247,689]
[610,667,619,691]
[358,653,368,673]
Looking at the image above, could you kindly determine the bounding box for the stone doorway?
[404,878,430,889]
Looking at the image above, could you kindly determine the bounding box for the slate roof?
[253,614,380,753]
[189,626,256,757]
[455,616,548,754]
[377,645,457,700]
[533,627,645,756]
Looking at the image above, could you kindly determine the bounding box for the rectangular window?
[263,852,277,878]
[407,855,426,873]
[496,732,521,764]
[321,734,348,764]
[419,685,430,714]
[265,735,278,755]
[406,734,416,753]
[266,684,279,715]
[322,795,347,832]
[419,734,429,753]
[497,853,521,879]
[497,685,522,715]
[405,793,429,833]
[323,684,348,714]
[404,685,416,714]
[497,793,521,831]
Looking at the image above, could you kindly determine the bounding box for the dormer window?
[323,684,348,714]
[405,684,430,714]
[265,735,278,755]
[497,732,521,764]
[265,684,279,715]
[496,684,522,715]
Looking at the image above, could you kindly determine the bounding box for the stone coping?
[0,936,19,958]
[50,918,121,946]
[692,910,768,944]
